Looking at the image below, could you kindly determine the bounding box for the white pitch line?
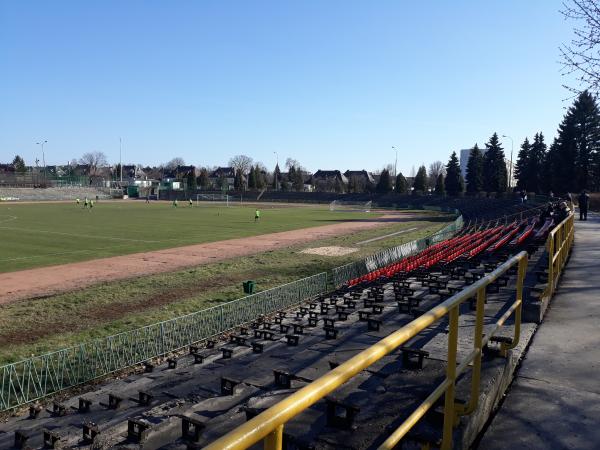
[0,215,18,225]
[0,243,134,263]
[355,227,419,245]
[0,225,162,244]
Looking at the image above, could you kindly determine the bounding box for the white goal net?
[329,200,372,212]
[196,193,230,206]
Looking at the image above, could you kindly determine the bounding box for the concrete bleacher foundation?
[478,214,600,449]
[0,203,562,449]
[0,186,110,202]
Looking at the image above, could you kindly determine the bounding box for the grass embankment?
[0,212,451,365]
[0,202,380,272]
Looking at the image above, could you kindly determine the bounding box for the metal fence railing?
[0,273,328,412]
[545,213,575,298]
[205,252,529,450]
[331,210,464,287]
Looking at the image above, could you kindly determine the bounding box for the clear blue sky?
[0,0,576,174]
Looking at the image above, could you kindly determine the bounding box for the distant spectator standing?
[578,190,590,221]
[518,189,528,203]
[565,192,573,205]
[540,202,554,222]
[554,201,570,225]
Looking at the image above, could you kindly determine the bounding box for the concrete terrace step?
[478,213,600,450]
[0,223,553,449]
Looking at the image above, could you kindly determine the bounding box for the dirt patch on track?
[300,246,359,256]
[0,213,418,305]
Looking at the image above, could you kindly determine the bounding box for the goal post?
[196,193,229,206]
[329,200,372,212]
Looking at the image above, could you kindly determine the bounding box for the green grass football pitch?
[0,201,381,273]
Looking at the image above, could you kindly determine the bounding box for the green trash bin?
[243,280,255,294]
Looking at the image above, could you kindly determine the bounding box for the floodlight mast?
[36,140,48,183]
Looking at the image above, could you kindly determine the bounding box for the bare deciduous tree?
[561,0,600,94]
[80,151,108,176]
[428,160,446,186]
[285,157,302,171]
[166,157,185,169]
[229,154,253,175]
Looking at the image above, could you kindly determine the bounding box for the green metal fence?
[0,206,464,411]
[0,272,327,412]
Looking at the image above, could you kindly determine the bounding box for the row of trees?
[8,91,600,194]
[464,133,508,194]
[514,90,600,193]
[371,131,509,197]
[371,132,506,197]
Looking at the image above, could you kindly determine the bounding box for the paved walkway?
[479,213,600,449]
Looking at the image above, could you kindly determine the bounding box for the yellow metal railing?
[204,251,529,450]
[546,213,575,298]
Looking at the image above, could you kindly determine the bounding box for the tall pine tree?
[395,172,407,194]
[255,165,266,189]
[291,166,304,191]
[483,132,508,193]
[187,169,197,191]
[466,144,483,193]
[248,166,257,189]
[554,114,578,192]
[234,169,244,190]
[197,168,209,189]
[435,173,445,195]
[12,155,26,173]
[527,133,547,193]
[444,151,462,196]
[514,138,531,190]
[376,169,392,193]
[272,164,281,190]
[541,138,559,193]
[413,166,428,192]
[572,91,600,191]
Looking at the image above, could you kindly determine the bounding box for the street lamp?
[392,146,398,177]
[273,151,279,191]
[501,135,514,190]
[119,137,123,183]
[36,140,47,182]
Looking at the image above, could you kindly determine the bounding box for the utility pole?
[119,137,123,183]
[36,140,47,183]
[273,151,279,191]
[502,135,514,190]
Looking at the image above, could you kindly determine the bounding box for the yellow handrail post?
[457,287,486,416]
[441,306,459,450]
[264,424,284,450]
[504,255,527,354]
[205,252,530,450]
[547,234,555,297]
